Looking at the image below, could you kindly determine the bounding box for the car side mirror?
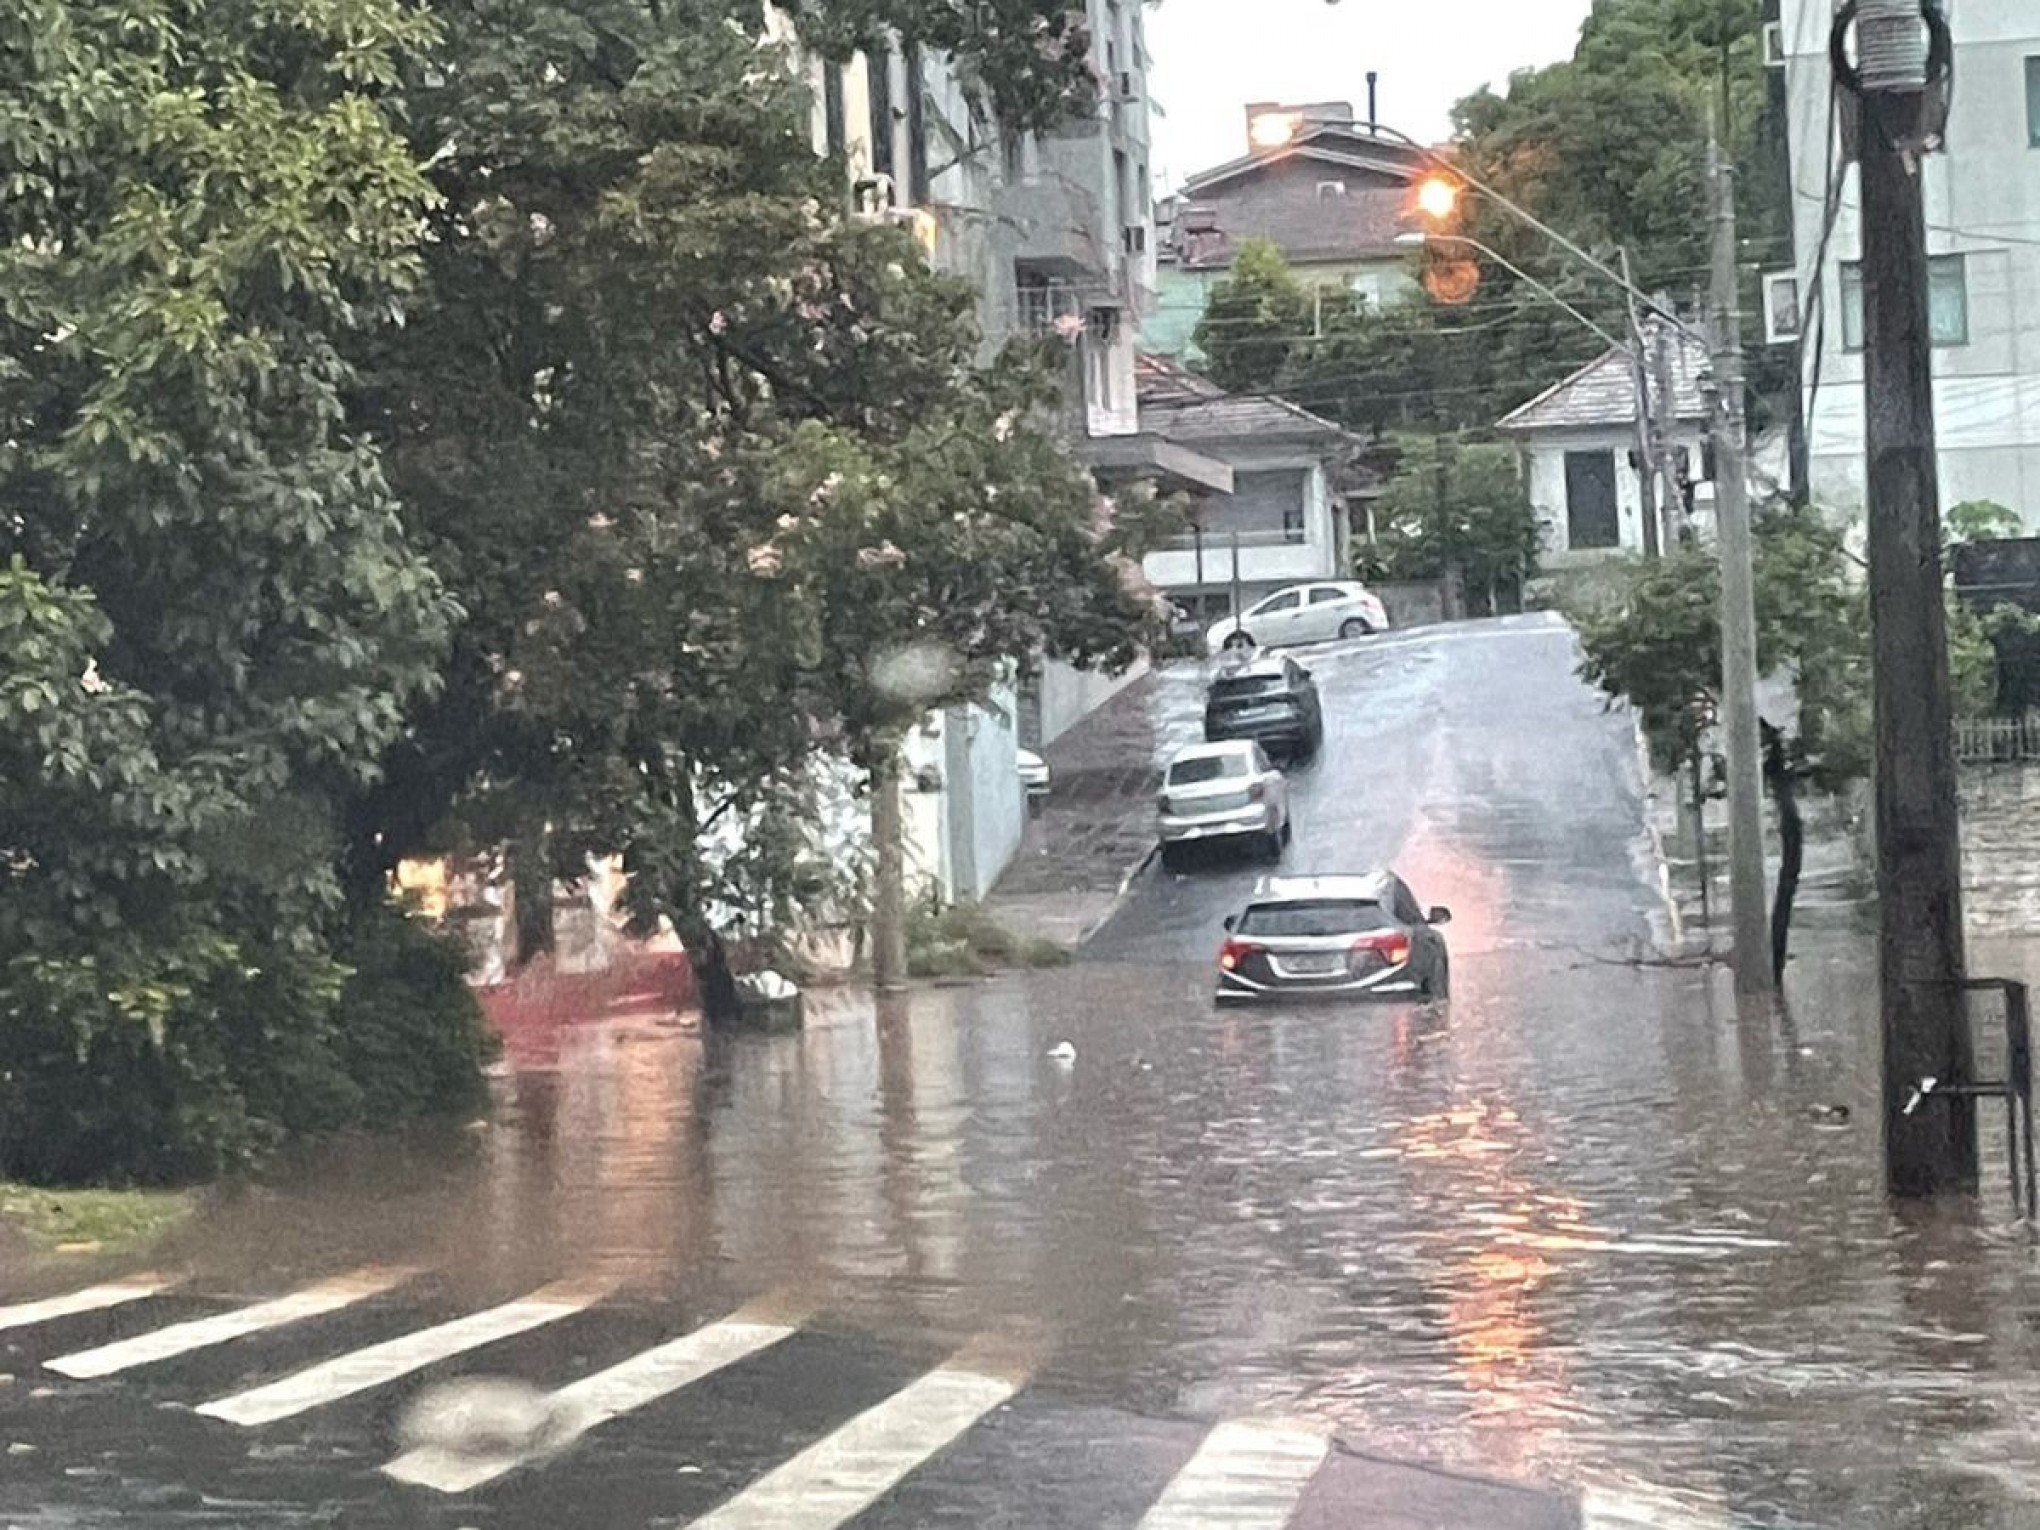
[1428,907,1453,926]
[1223,915,1238,932]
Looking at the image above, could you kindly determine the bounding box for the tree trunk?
[509,833,555,968]
[695,928,742,1029]
[870,748,909,993]
[1765,726,1803,987]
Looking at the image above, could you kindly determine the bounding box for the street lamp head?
[1415,175,1460,222]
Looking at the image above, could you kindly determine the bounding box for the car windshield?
[1237,900,1394,938]
[1169,754,1248,786]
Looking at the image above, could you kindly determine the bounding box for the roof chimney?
[1366,72,1378,131]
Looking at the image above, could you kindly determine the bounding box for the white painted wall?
[1033,656,1152,749]
[897,687,1026,906]
[1781,0,2040,522]
[1144,456,1340,592]
[1518,424,1715,565]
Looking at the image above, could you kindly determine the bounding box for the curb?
[1079,841,1160,945]
[1629,709,1686,952]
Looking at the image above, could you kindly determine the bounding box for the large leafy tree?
[348,0,1157,1004]
[1191,240,1313,395]
[0,0,480,1180]
[1353,435,1542,615]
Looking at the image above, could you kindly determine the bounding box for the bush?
[0,905,494,1188]
[906,902,1070,978]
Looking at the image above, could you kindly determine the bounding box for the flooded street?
[6,619,2039,1528]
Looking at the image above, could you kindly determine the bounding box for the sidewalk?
[989,664,1204,947]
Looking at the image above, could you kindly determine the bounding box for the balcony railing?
[1956,713,2040,765]
[1157,528,1307,553]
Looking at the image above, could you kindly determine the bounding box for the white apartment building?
[1778,0,2040,522]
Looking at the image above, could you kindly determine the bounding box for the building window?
[904,44,929,205]
[2028,56,2040,147]
[1085,307,1121,414]
[1230,469,1312,546]
[823,65,846,160]
[1839,254,1969,350]
[867,47,894,180]
[1763,272,1801,343]
[1564,451,1621,551]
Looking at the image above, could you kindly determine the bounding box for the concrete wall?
[1782,0,2040,524]
[1961,762,2040,935]
[1031,655,1152,750]
[897,687,1027,906]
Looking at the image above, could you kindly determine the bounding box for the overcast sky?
[1144,0,1594,192]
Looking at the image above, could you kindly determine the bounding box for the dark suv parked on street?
[1204,656,1323,761]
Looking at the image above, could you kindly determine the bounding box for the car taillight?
[1352,932,1412,966]
[1219,939,1262,972]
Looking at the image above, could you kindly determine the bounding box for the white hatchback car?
[1156,740,1291,869]
[1207,581,1391,656]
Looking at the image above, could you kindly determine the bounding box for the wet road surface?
[5,618,2040,1529]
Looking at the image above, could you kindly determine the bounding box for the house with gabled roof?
[1496,321,1715,565]
[1148,100,1431,359]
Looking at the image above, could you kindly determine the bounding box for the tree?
[1569,502,1999,978]
[1192,240,1313,395]
[348,0,1157,1016]
[1353,435,1542,615]
[0,0,487,1182]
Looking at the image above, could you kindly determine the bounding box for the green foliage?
[0,1183,196,1253]
[1192,240,1313,395]
[907,901,1069,978]
[1354,435,1541,612]
[351,0,1157,960]
[782,0,1097,132]
[1571,506,1871,790]
[1947,500,2023,545]
[0,905,491,1187]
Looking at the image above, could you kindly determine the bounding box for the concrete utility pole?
[1706,136,1773,997]
[1620,248,1662,559]
[871,749,909,993]
[1849,0,1975,1193]
[1653,325,1683,548]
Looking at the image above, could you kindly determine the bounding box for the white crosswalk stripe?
[383,1300,803,1493]
[0,1276,170,1334]
[45,1268,414,1380]
[195,1280,610,1428]
[1134,1418,1332,1530]
[686,1343,1025,1529]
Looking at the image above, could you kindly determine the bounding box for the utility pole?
[1706,136,1773,998]
[1653,326,1683,548]
[1620,249,1662,559]
[871,746,909,993]
[1849,0,1975,1194]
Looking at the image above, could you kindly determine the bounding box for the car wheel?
[1339,617,1374,640]
[1424,958,1451,1000]
[1158,843,1182,874]
[1262,829,1285,862]
[1281,817,1294,847]
[1223,630,1255,652]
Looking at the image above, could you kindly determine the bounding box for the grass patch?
[907,903,1072,979]
[0,1183,198,1255]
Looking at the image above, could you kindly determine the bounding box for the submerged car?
[1206,581,1391,656]
[1216,872,1451,1003]
[1205,655,1323,761]
[1157,740,1291,869]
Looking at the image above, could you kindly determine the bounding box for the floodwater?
[19,620,2038,1528]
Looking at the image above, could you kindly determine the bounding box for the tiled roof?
[1495,319,1712,433]
[1135,353,1365,449]
[1165,127,1429,271]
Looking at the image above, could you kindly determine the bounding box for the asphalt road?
[1088,614,1666,969]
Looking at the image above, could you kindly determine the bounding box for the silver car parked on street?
[1216,872,1452,1003]
[1157,740,1291,870]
